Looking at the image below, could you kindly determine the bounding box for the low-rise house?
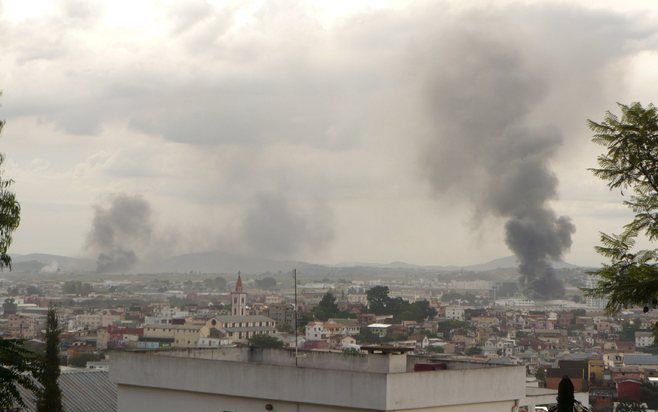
[445,306,465,321]
[143,324,203,348]
[367,323,392,338]
[635,331,655,348]
[305,319,359,341]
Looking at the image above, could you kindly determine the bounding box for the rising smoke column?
[85,194,153,273]
[239,192,334,259]
[422,33,575,299]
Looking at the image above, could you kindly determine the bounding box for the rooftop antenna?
[293,268,298,366]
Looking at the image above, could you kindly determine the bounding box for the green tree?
[255,277,277,289]
[535,367,546,382]
[586,103,658,333]
[68,352,103,368]
[365,286,435,322]
[0,94,32,410]
[366,286,390,314]
[465,347,483,356]
[37,307,63,412]
[0,339,38,409]
[248,334,284,349]
[557,376,575,412]
[620,321,640,342]
[2,297,17,315]
[0,114,20,270]
[427,345,444,353]
[640,382,658,409]
[313,292,340,321]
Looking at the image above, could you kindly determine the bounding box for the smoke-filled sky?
[1,0,658,267]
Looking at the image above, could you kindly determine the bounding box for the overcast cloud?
[1,0,658,266]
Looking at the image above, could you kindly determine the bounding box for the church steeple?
[231,272,247,316]
[235,272,244,293]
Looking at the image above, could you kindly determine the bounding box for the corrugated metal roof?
[16,370,117,412]
[624,354,658,365]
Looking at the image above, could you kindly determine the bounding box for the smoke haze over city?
[1,0,658,269]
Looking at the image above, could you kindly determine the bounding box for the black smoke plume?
[422,33,575,299]
[85,194,152,273]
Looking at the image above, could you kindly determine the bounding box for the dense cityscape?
[0,256,656,410]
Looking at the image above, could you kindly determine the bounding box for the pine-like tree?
[37,307,63,412]
[557,375,574,412]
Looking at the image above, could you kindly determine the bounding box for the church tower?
[231,272,247,316]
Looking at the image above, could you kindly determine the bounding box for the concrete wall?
[155,347,407,373]
[111,351,389,410]
[117,386,516,412]
[386,364,525,410]
[111,350,525,411]
[117,386,374,412]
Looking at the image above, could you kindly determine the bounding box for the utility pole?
[293,268,298,366]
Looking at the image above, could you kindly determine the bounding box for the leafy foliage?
[639,382,658,409]
[67,352,103,368]
[586,103,658,325]
[465,347,482,356]
[254,277,277,289]
[311,292,348,321]
[0,98,20,271]
[203,276,227,290]
[365,286,436,322]
[427,345,444,353]
[557,376,575,412]
[2,297,17,315]
[0,93,32,410]
[247,334,284,349]
[0,339,38,409]
[37,308,63,412]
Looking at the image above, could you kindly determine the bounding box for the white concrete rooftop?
[110,347,528,411]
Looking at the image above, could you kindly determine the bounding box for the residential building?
[143,324,203,348]
[635,331,655,348]
[445,306,465,321]
[305,319,359,341]
[265,303,296,330]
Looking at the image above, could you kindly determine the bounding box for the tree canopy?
[365,286,436,322]
[255,277,277,289]
[0,93,34,410]
[0,102,20,270]
[248,334,284,349]
[586,102,658,333]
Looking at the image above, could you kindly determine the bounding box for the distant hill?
[10,253,95,273]
[135,251,324,275]
[463,255,578,272]
[8,251,580,276]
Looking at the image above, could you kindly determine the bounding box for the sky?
[1,0,658,267]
